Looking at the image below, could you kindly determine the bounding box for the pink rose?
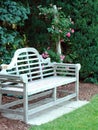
[47,47,50,50]
[71,29,75,33]
[66,32,71,38]
[42,52,49,59]
[60,55,65,61]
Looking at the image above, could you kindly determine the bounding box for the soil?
[0,82,98,130]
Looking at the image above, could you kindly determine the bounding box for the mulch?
[0,82,98,130]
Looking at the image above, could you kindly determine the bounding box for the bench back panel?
[7,48,43,81]
[7,48,55,81]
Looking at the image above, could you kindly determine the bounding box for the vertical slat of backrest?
[38,58,43,79]
[24,51,32,81]
[16,57,20,75]
[27,48,43,80]
[16,52,28,80]
[27,49,43,81]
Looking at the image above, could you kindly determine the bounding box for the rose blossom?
[60,55,65,61]
[42,52,49,59]
[71,29,75,33]
[66,32,71,38]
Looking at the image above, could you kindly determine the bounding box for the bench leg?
[75,80,79,101]
[0,93,2,105]
[23,83,28,123]
[23,93,28,123]
[52,88,57,101]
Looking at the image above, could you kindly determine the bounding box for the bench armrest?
[0,74,28,91]
[52,63,81,77]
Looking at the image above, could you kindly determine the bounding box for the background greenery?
[0,0,30,63]
[63,0,98,83]
[0,0,98,83]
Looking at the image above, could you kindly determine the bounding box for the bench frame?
[0,47,81,123]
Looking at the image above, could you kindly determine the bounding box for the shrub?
[59,0,98,83]
[0,0,30,64]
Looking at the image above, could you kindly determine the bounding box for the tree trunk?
[53,5,62,55]
[56,37,61,55]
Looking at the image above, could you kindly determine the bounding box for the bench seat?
[1,76,76,95]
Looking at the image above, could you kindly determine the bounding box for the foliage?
[41,46,66,62]
[47,11,71,42]
[0,26,24,63]
[56,0,98,83]
[38,5,73,52]
[0,0,30,25]
[24,2,73,53]
[30,95,98,130]
[0,27,22,45]
[41,48,61,62]
[0,0,30,64]
[22,1,51,51]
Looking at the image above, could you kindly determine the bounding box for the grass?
[29,95,98,130]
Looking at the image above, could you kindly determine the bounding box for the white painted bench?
[0,47,81,123]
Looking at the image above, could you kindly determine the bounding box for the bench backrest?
[6,48,55,81]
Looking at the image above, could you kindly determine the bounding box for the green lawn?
[29,95,98,130]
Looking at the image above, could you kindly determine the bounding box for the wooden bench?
[0,47,81,123]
